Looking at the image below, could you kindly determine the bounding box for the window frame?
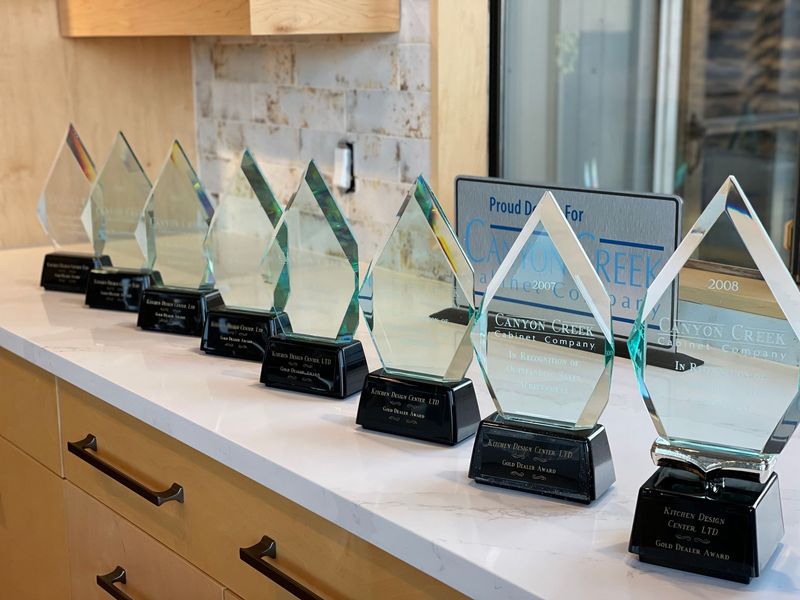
[488,0,800,281]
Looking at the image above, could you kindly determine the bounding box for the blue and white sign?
[455,177,682,342]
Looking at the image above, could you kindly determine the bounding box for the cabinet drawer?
[60,381,193,558]
[0,435,71,600]
[0,348,61,474]
[60,381,466,600]
[64,481,225,600]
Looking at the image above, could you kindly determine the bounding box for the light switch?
[334,142,355,193]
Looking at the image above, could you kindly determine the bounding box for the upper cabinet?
[57,0,400,37]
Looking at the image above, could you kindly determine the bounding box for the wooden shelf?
[57,0,400,37]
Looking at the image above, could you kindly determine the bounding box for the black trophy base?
[356,369,480,445]
[40,252,111,293]
[85,267,159,312]
[629,467,784,583]
[260,335,368,399]
[468,413,615,503]
[201,306,288,362]
[137,286,224,337]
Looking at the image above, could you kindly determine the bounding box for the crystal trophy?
[259,161,368,398]
[38,124,111,292]
[84,132,159,312]
[356,176,480,444]
[468,191,616,503]
[627,176,799,582]
[137,141,223,336]
[201,150,288,360]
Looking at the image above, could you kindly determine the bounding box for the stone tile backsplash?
[192,0,431,262]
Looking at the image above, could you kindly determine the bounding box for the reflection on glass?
[499,0,658,191]
[267,161,358,342]
[37,124,97,249]
[204,150,284,309]
[629,176,800,477]
[143,141,214,289]
[360,176,475,382]
[499,0,800,267]
[473,191,614,429]
[83,132,152,268]
[678,0,800,267]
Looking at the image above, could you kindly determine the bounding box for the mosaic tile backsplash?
[193,0,431,263]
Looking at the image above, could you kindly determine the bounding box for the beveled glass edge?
[304,160,358,270]
[101,131,153,188]
[362,267,478,382]
[444,309,479,381]
[267,215,289,313]
[141,140,214,285]
[360,175,476,312]
[307,160,358,339]
[269,226,290,314]
[66,124,97,183]
[90,131,153,216]
[135,200,156,271]
[163,139,214,221]
[241,149,283,228]
[203,149,286,288]
[473,191,615,429]
[414,175,476,309]
[89,131,153,259]
[269,160,359,341]
[37,124,97,244]
[359,175,477,381]
[629,175,800,456]
[479,192,613,342]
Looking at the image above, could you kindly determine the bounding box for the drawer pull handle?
[240,536,324,600]
[97,566,135,600]
[67,434,184,506]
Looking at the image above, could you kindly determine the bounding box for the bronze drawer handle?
[240,536,324,600]
[67,434,184,506]
[97,566,135,600]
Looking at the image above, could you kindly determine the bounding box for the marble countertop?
[2,246,799,599]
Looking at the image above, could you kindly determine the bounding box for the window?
[491,0,800,276]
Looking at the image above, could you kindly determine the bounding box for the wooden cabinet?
[60,380,193,558]
[57,0,400,37]
[0,436,71,600]
[0,348,61,475]
[0,348,463,600]
[64,481,224,600]
[59,380,466,600]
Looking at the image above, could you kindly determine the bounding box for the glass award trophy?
[38,124,111,292]
[201,150,288,361]
[137,141,223,336]
[259,161,368,398]
[356,176,480,444]
[468,191,616,503]
[627,176,799,582]
[84,132,159,312]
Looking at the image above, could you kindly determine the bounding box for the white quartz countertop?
[2,246,799,599]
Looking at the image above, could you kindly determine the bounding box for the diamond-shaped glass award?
[259,161,367,398]
[627,176,799,582]
[200,150,288,361]
[38,125,112,292]
[83,132,159,312]
[467,191,616,503]
[355,176,480,444]
[136,141,223,336]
